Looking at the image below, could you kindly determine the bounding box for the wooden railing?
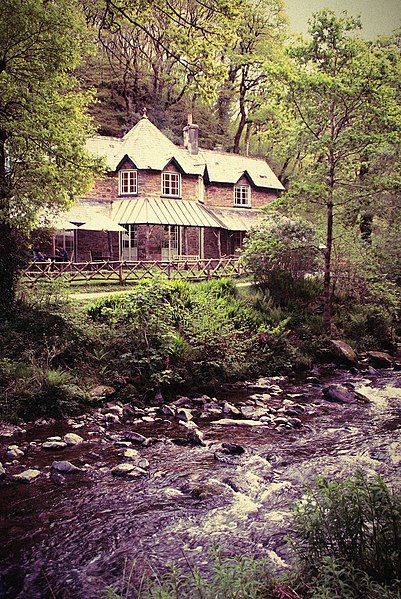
[21,257,242,284]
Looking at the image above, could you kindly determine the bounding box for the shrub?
[292,473,401,585]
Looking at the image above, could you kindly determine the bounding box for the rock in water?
[51,461,82,473]
[11,469,41,483]
[187,429,205,446]
[330,340,358,365]
[63,433,84,446]
[121,431,147,444]
[323,384,356,404]
[366,351,393,368]
[221,443,245,455]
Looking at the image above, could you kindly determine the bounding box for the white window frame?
[162,172,181,198]
[234,184,251,207]
[119,170,138,196]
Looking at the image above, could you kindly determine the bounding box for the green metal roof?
[112,198,222,228]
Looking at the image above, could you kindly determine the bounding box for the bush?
[292,473,401,586]
[87,279,294,393]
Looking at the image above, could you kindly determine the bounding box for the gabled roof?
[86,117,200,175]
[201,150,284,191]
[86,115,284,191]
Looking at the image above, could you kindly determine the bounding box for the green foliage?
[87,279,294,393]
[240,214,319,291]
[334,303,395,351]
[103,547,277,599]
[306,557,401,599]
[0,359,88,420]
[268,10,401,330]
[292,473,401,585]
[0,0,100,313]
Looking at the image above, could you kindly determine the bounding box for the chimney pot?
[187,113,193,125]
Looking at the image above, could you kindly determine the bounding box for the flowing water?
[1,366,401,598]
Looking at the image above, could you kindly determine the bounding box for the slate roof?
[200,149,285,191]
[86,116,284,191]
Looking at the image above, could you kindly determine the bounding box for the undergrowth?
[101,474,401,599]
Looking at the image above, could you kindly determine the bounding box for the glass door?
[121,224,138,260]
[162,225,180,260]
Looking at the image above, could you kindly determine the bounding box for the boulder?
[51,461,82,473]
[63,433,84,446]
[123,448,140,459]
[323,384,356,404]
[159,405,175,417]
[11,469,41,483]
[366,351,393,368]
[330,340,358,365]
[89,385,116,398]
[222,402,241,416]
[0,462,6,477]
[102,413,120,424]
[105,404,124,417]
[221,443,245,455]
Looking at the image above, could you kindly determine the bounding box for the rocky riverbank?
[1,357,401,598]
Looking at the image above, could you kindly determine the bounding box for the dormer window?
[234,184,250,206]
[162,172,181,198]
[119,170,137,195]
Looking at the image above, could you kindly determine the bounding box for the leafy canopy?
[0,0,99,228]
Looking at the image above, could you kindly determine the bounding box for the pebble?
[177,408,193,422]
[123,448,140,459]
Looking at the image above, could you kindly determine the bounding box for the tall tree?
[217,0,287,153]
[273,11,401,331]
[0,0,98,315]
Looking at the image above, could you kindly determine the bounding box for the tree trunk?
[0,132,23,317]
[233,74,247,154]
[323,108,336,333]
[323,198,333,332]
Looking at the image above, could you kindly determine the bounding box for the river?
[1,365,400,598]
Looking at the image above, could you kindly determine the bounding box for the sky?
[284,0,401,38]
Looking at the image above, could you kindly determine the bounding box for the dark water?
[1,367,401,598]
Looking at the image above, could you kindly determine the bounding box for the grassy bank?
[0,277,398,421]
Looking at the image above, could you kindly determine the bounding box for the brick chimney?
[183,113,199,155]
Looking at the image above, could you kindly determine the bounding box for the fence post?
[207,262,212,280]
[167,262,171,280]
[119,262,123,284]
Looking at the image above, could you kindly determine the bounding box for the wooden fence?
[21,257,242,284]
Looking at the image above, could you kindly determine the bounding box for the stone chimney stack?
[183,113,199,155]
